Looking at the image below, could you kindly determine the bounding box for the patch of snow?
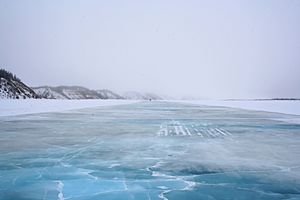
[0,99,140,117]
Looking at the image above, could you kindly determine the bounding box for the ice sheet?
[0,101,300,200]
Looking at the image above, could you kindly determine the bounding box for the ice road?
[0,101,300,200]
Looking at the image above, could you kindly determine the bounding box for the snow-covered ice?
[0,99,139,117]
[1,99,299,118]
[169,100,300,116]
[0,101,300,200]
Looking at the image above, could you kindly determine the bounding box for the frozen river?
[0,101,300,200]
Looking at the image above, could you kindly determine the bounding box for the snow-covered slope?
[0,70,38,99]
[33,86,107,99]
[34,86,163,100]
[33,86,65,99]
[123,91,163,100]
[96,89,123,99]
[0,69,164,100]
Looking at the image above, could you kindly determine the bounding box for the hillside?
[33,86,123,100]
[0,69,39,99]
[123,91,163,100]
[33,86,162,100]
[0,69,164,100]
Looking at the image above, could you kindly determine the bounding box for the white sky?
[1,0,300,99]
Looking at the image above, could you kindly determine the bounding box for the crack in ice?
[54,180,65,200]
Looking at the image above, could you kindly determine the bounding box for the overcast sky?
[0,0,300,99]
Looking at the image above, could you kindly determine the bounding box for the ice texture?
[0,101,300,200]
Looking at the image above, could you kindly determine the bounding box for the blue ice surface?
[0,101,300,200]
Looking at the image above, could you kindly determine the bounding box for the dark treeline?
[0,68,21,82]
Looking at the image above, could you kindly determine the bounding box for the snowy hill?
[0,69,164,100]
[123,91,163,100]
[0,69,39,99]
[96,89,123,99]
[33,86,122,100]
[34,86,163,100]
